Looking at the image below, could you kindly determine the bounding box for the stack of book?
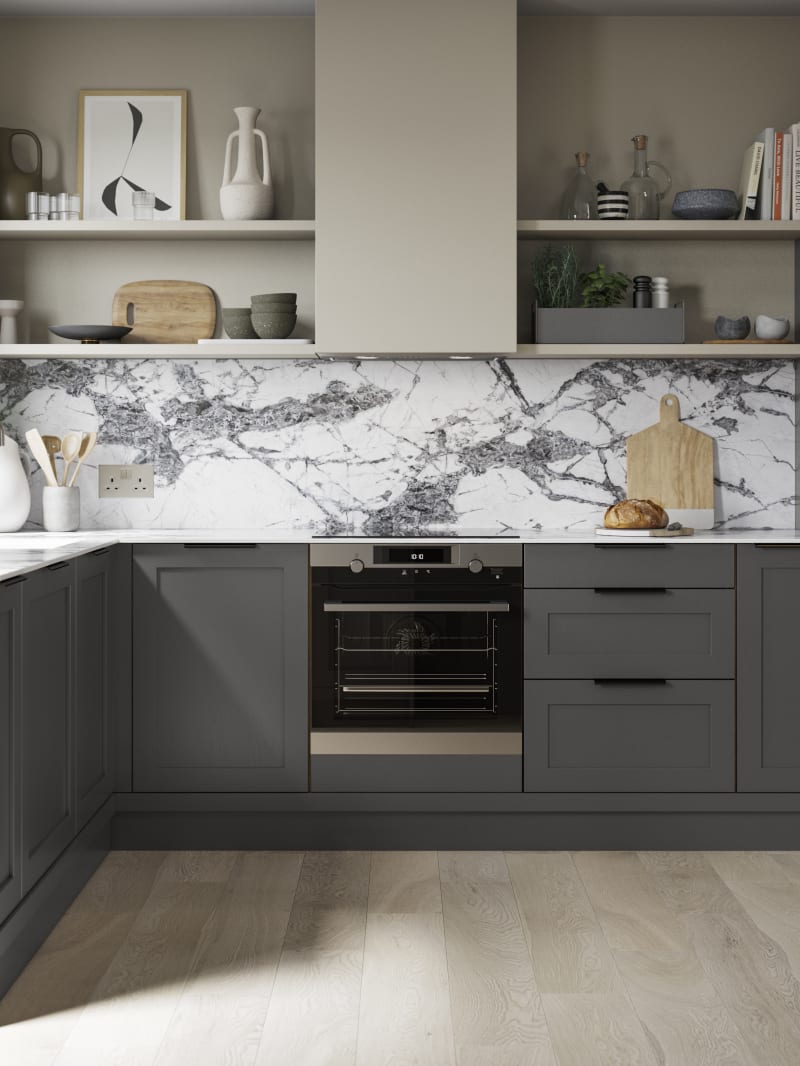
[738,125,800,220]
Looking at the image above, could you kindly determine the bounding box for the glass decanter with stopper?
[561,151,597,220]
[621,134,671,219]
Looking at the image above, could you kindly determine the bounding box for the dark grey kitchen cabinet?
[524,544,734,589]
[21,561,75,895]
[132,544,308,792]
[738,545,800,791]
[75,550,113,830]
[525,680,735,792]
[0,579,22,924]
[524,588,735,680]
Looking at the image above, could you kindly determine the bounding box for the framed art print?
[78,90,187,221]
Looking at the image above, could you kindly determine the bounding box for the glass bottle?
[561,151,598,220]
[620,135,671,220]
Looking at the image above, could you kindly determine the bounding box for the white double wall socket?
[98,464,155,498]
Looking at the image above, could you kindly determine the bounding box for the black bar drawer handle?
[182,543,259,549]
[2,574,27,587]
[594,678,668,685]
[92,547,110,557]
[594,544,670,550]
[755,544,800,549]
[593,587,667,594]
[47,560,70,571]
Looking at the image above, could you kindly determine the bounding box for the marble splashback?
[0,357,795,531]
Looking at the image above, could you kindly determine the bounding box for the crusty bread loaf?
[604,499,668,530]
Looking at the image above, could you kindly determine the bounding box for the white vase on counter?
[0,429,31,531]
[219,106,274,221]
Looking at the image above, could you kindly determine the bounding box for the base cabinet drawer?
[524,680,735,792]
[311,754,521,792]
[524,588,734,679]
[524,544,734,588]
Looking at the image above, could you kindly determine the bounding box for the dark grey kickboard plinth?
[112,810,800,852]
[0,799,113,999]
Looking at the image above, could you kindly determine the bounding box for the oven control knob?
[467,558,484,574]
[349,558,365,574]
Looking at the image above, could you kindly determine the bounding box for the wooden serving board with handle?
[626,393,714,529]
[112,280,216,343]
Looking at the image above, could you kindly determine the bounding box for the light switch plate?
[98,464,154,498]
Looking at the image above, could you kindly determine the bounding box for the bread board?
[595,527,695,538]
[626,394,714,529]
[112,280,216,343]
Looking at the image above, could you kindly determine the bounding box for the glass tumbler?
[132,190,156,221]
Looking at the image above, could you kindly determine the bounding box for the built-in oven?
[310,542,522,730]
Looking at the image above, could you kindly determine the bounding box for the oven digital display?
[374,546,451,565]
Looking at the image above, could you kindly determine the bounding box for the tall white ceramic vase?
[219,106,274,221]
[0,430,31,531]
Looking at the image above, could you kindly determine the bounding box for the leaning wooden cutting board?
[626,393,714,529]
[112,280,216,343]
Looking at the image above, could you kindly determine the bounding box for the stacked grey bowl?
[222,293,297,340]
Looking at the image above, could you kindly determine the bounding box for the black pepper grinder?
[633,275,652,309]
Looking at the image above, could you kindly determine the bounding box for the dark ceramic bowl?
[50,324,132,343]
[672,189,739,220]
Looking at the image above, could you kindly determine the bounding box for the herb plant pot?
[533,302,685,344]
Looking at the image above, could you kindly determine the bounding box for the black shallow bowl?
[50,324,132,343]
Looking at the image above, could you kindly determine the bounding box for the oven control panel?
[311,542,522,570]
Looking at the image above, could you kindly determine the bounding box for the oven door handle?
[323,602,511,613]
[341,685,492,694]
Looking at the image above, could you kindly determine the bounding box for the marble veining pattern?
[0,357,794,531]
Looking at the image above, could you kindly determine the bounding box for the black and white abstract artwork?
[78,91,186,221]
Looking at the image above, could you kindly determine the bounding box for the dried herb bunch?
[532,244,579,308]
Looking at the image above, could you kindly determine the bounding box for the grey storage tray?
[534,302,685,343]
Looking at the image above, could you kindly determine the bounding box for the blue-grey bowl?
[715,314,750,340]
[672,188,739,220]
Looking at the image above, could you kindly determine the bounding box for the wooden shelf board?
[0,220,316,241]
[513,343,800,359]
[0,342,319,359]
[517,219,800,241]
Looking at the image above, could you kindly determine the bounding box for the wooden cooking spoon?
[41,434,61,482]
[67,431,97,488]
[60,430,83,487]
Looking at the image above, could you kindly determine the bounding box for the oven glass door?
[325,600,505,718]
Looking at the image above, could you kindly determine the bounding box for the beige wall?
[0,16,315,342]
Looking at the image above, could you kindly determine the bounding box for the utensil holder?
[42,486,79,532]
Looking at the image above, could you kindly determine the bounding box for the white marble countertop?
[1,527,800,583]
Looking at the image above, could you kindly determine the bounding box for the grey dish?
[672,188,739,220]
[715,314,751,340]
[49,324,132,343]
[251,311,297,339]
[222,308,259,340]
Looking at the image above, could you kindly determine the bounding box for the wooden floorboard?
[1,849,800,1066]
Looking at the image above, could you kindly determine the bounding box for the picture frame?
[77,89,187,221]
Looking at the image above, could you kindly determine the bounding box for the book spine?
[748,141,765,217]
[782,132,793,220]
[793,123,800,221]
[774,130,784,220]
[758,129,775,220]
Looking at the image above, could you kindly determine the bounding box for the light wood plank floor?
[2,851,800,1065]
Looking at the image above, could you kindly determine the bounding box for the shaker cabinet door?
[133,544,308,793]
[21,562,75,895]
[0,580,22,924]
[316,0,517,354]
[75,550,113,830]
[738,545,800,791]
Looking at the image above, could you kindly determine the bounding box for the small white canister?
[42,486,80,532]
